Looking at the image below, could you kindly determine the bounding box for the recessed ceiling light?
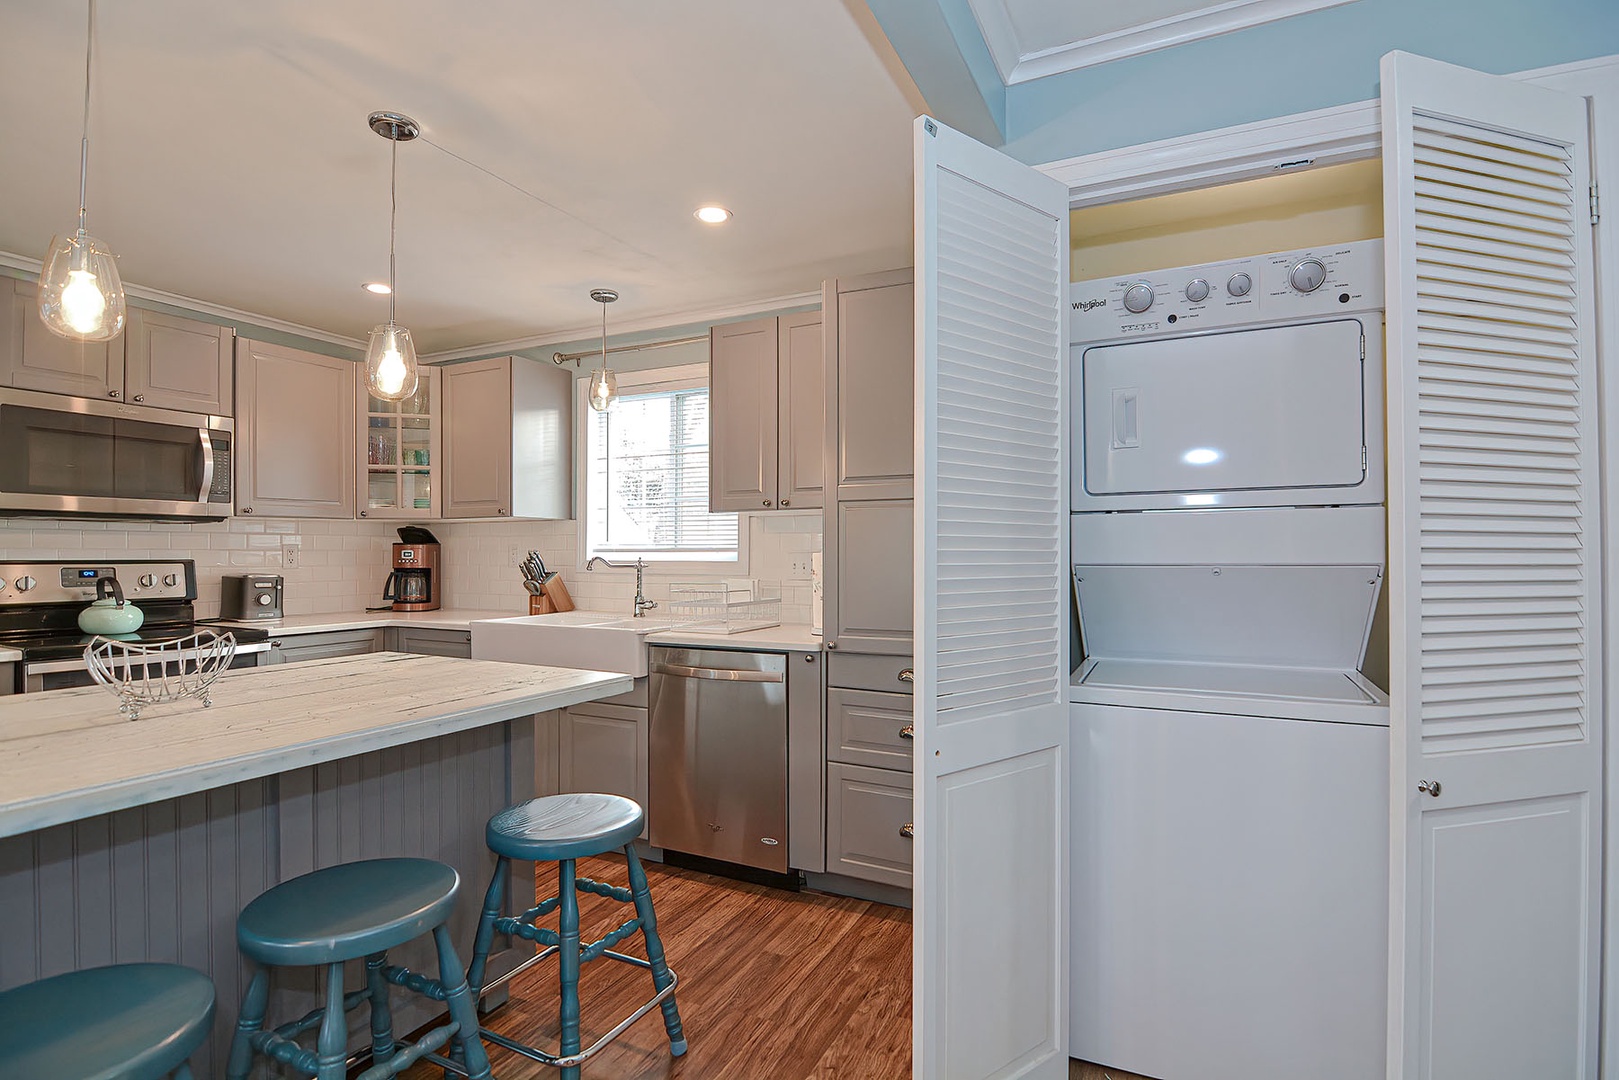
[694,205,732,225]
[362,281,392,295]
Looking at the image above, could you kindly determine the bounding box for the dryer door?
[1076,317,1376,510]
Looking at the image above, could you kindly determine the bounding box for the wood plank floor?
[400,854,1159,1079]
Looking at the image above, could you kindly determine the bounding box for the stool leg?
[172,1064,195,1079]
[433,923,494,1080]
[315,962,348,1080]
[559,857,583,1080]
[365,952,397,1065]
[226,967,269,1080]
[466,855,510,1000]
[625,843,687,1055]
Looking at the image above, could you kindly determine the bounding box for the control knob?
[138,574,156,588]
[1226,272,1252,297]
[14,576,35,592]
[1122,282,1155,314]
[1289,258,1327,293]
[1185,278,1210,303]
[257,594,274,606]
[163,573,179,587]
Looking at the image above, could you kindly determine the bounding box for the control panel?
[0,561,194,606]
[1069,240,1383,342]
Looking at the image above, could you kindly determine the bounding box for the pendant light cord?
[77,0,95,238]
[388,133,398,326]
[600,299,608,372]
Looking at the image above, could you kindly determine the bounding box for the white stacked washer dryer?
[1068,240,1390,1080]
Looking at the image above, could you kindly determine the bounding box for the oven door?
[22,642,270,692]
[0,387,232,519]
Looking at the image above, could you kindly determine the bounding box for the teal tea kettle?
[78,577,145,635]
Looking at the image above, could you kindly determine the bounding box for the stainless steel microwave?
[0,387,233,519]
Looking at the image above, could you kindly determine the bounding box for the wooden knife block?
[526,575,575,615]
[528,594,556,615]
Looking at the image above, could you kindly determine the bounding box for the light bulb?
[364,322,419,401]
[60,268,108,334]
[589,368,618,412]
[375,345,406,397]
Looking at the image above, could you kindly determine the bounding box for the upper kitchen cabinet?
[122,309,233,414]
[0,275,122,400]
[825,270,912,502]
[235,339,356,518]
[441,355,571,519]
[709,310,824,512]
[359,366,441,519]
[0,278,233,413]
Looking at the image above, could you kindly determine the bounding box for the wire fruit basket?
[666,580,782,634]
[84,629,238,721]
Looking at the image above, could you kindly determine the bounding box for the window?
[583,364,739,562]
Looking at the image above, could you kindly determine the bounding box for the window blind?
[586,385,738,558]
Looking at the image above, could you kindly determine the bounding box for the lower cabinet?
[825,762,914,889]
[388,627,472,658]
[559,703,649,838]
[260,628,384,665]
[0,662,12,695]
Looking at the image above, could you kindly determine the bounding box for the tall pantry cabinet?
[821,268,916,889]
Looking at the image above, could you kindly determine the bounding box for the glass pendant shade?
[39,232,125,341]
[364,322,419,400]
[588,367,618,412]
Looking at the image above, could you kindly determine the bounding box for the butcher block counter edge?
[0,652,632,839]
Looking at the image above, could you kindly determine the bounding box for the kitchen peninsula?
[0,652,631,1078]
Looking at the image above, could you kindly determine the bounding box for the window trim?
[574,363,749,574]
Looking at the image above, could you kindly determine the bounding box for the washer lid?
[1073,563,1383,670]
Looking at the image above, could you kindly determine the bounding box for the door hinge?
[1592,184,1600,225]
[1362,446,1368,470]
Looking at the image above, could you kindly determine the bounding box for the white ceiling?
[0,1,917,353]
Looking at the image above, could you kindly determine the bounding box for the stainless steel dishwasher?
[648,645,788,872]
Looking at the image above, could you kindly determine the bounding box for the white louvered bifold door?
[1382,52,1600,1080]
[913,116,1070,1080]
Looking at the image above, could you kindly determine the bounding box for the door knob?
[1417,779,1442,797]
[133,394,145,402]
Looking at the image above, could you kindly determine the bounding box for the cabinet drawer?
[390,627,472,658]
[827,652,914,694]
[264,628,384,664]
[826,763,913,889]
[827,688,913,771]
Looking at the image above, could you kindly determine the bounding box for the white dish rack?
[666,579,781,633]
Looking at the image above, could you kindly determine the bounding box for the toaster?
[220,574,284,619]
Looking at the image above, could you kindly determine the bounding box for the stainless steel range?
[0,559,270,692]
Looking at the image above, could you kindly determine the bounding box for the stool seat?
[237,857,459,967]
[0,963,215,1080]
[487,793,644,861]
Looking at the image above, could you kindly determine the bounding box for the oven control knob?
[257,594,273,606]
[1289,258,1327,293]
[1185,278,1210,303]
[1122,282,1155,314]
[162,573,179,588]
[138,574,156,588]
[1226,272,1252,297]
[14,576,35,592]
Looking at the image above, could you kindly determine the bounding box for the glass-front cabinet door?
[357,366,440,518]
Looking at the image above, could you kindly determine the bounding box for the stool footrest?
[582,916,645,963]
[381,963,450,1002]
[575,875,634,903]
[271,985,374,1042]
[250,1029,321,1074]
[354,1020,458,1080]
[479,957,679,1070]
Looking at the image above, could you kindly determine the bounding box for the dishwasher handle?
[651,661,785,684]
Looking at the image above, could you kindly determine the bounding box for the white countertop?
[0,647,19,663]
[0,652,631,838]
[211,608,521,636]
[646,623,823,651]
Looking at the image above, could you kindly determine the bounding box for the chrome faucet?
[584,556,658,618]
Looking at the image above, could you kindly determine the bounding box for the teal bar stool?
[226,857,491,1080]
[467,793,686,1078]
[0,963,215,1080]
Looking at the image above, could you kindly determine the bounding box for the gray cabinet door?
[235,340,357,518]
[709,316,779,512]
[389,627,472,658]
[0,276,123,400]
[123,309,233,414]
[777,311,825,510]
[827,271,913,502]
[827,498,914,654]
[825,762,913,888]
[442,357,513,518]
[262,629,384,664]
[560,704,649,834]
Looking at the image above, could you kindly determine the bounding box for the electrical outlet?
[508,544,526,567]
[281,540,302,569]
[788,555,814,578]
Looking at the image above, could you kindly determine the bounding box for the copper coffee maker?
[383,527,441,611]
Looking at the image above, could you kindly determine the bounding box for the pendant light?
[38,0,125,342]
[362,111,421,401]
[587,288,619,412]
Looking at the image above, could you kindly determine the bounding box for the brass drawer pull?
[898,668,914,683]
[898,724,914,740]
[899,824,914,839]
